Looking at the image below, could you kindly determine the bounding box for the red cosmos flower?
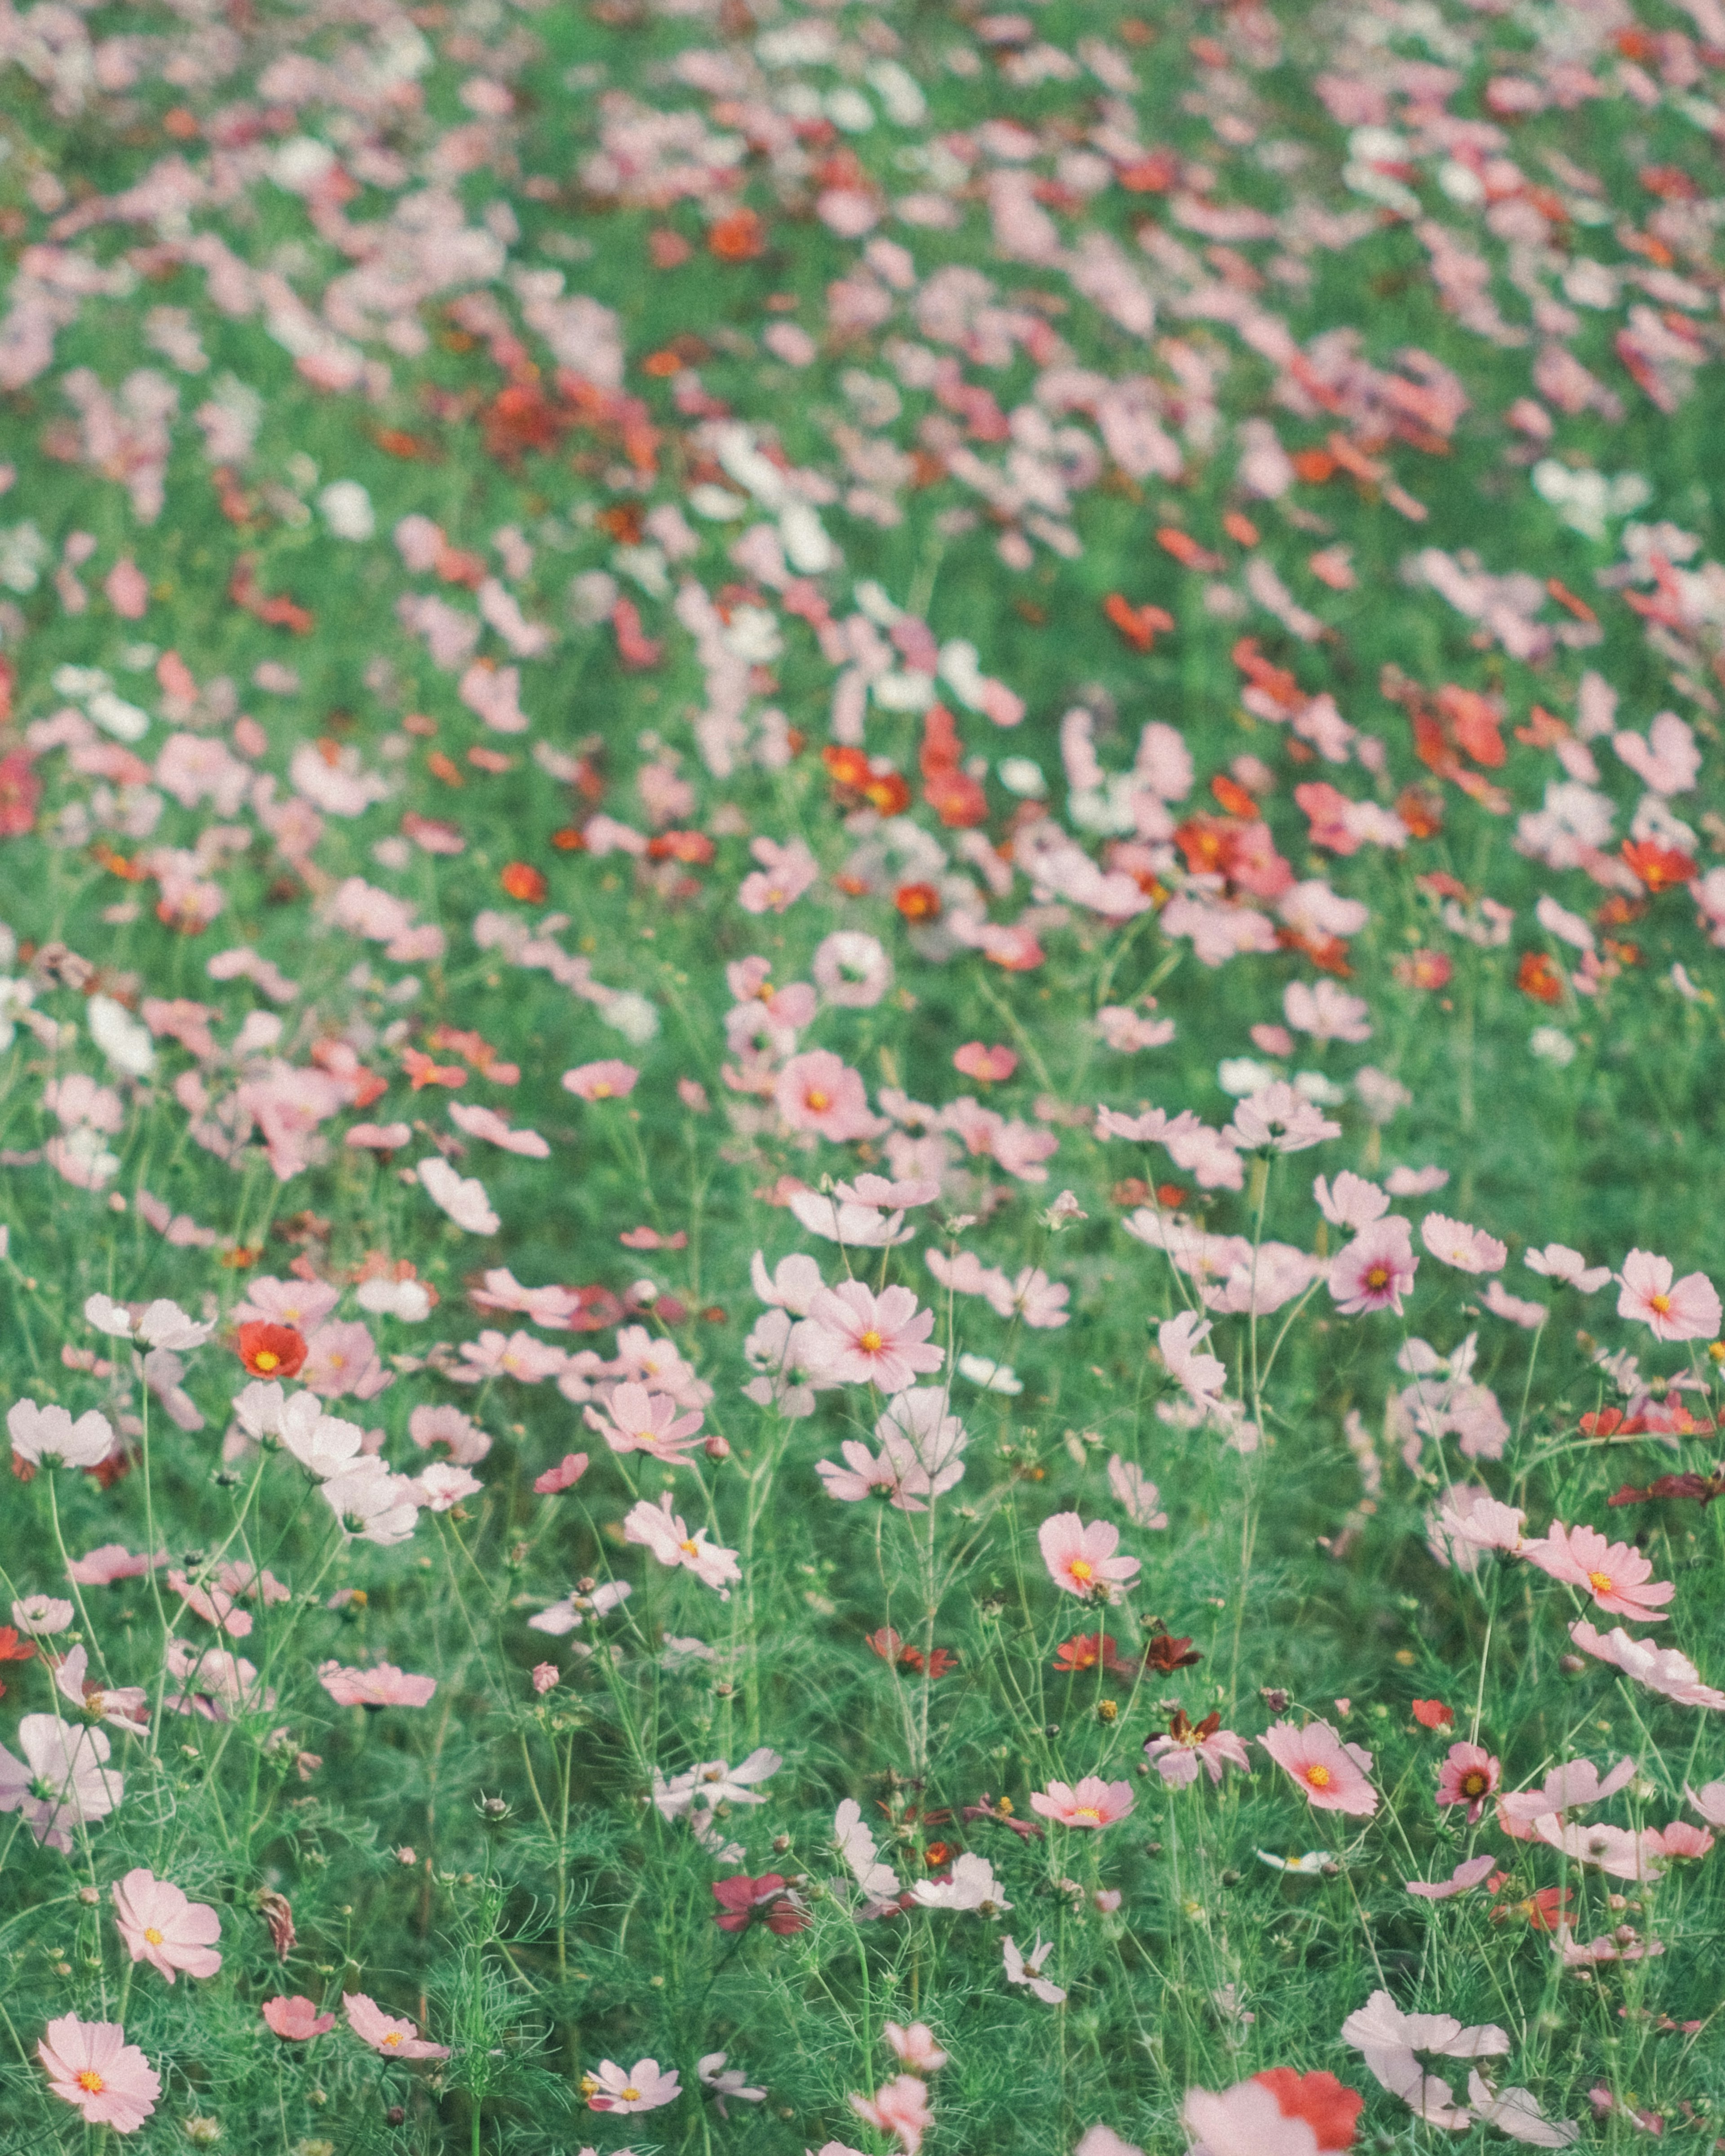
[1621,838,1697,891]
[1516,952,1565,1005]
[1053,1632,1123,1674]
[866,1628,958,1679]
[1142,1627,1203,1673]
[708,208,765,261]
[0,1627,36,1663]
[1492,1884,1571,1932]
[1393,950,1452,991]
[500,862,547,902]
[894,883,942,922]
[1253,2068,1364,2149]
[236,1323,307,1380]
[0,749,40,838]
[712,1873,807,1935]
[1411,1699,1454,1729]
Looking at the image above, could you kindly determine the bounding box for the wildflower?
[1405,1853,1498,1901]
[1259,1720,1378,1816]
[342,1993,450,2061]
[317,1662,437,1709]
[584,2058,681,2112]
[416,1156,500,1234]
[1497,1755,1637,1839]
[1420,1214,1508,1274]
[1313,1172,1389,1229]
[531,1664,559,1696]
[13,1595,74,1635]
[7,1399,115,1471]
[849,2074,934,2155]
[584,1383,703,1462]
[562,1060,639,1101]
[1328,1216,1417,1317]
[885,2022,948,2073]
[624,1493,742,1596]
[1145,1709,1251,1788]
[1524,1244,1611,1293]
[1159,1310,1226,1410]
[835,1798,902,1902]
[1522,1522,1675,1620]
[1185,2069,1365,2153]
[1685,1779,1725,1826]
[1107,1456,1167,1528]
[1411,1699,1453,1728]
[533,1453,589,1494]
[909,1851,1011,1913]
[805,1282,942,1392]
[0,1714,124,1850]
[953,1043,1017,1082]
[1053,1632,1123,1674]
[712,1873,808,1935]
[1567,1621,1725,1709]
[1436,1743,1501,1823]
[1430,1489,1527,1560]
[775,1051,886,1140]
[235,1322,307,1379]
[1615,1248,1721,1340]
[111,1869,221,1982]
[38,2015,160,2133]
[1002,1934,1066,2004]
[1038,1513,1141,1599]
[1030,1776,1136,1829]
[1465,2074,1580,2147]
[656,1749,781,1820]
[1225,1082,1341,1153]
[261,1997,335,2040]
[814,931,892,1007]
[698,2053,766,2117]
[1340,1989,1508,2130]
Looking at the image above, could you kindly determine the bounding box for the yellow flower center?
[1069,1559,1094,1584]
[860,1329,884,1353]
[622,2086,641,2103]
[1650,1293,1672,1314]
[679,1538,699,1559]
[254,1349,279,1372]
[806,1089,830,1112]
[1074,1806,1101,1822]
[382,2032,402,2048]
[593,1082,612,1098]
[144,1926,164,1946]
[78,2071,105,2095]
[1461,1772,1488,1797]
[1588,1570,1614,1594]
[1365,1265,1390,1291]
[1305,1765,1332,1788]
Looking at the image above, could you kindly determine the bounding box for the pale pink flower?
[1328,1217,1417,1316]
[1643,1820,1713,1860]
[1259,1719,1378,1816]
[1038,1512,1140,1599]
[1225,1082,1340,1153]
[1530,1812,1657,1882]
[1435,1743,1500,1823]
[533,1453,589,1495]
[411,1462,482,1511]
[1524,1244,1611,1293]
[1074,2132,1143,2156]
[531,1662,559,1696]
[343,1991,450,2060]
[814,931,892,1007]
[1107,1456,1167,1529]
[1340,1990,1508,2129]
[447,1102,550,1156]
[1284,978,1371,1043]
[1003,1934,1066,2004]
[586,2057,681,2112]
[1484,1281,1547,1328]
[775,1051,887,1141]
[805,1281,942,1392]
[738,835,819,914]
[1568,1621,1725,1709]
[262,1995,335,2039]
[233,1276,341,1330]
[14,1595,74,1635]
[38,2015,160,2132]
[111,1868,221,1982]
[1420,1214,1508,1274]
[814,1439,902,1505]
[66,1544,164,1586]
[585,1383,703,1462]
[624,1493,742,1596]
[408,1404,490,1464]
[909,1851,1011,1913]
[1496,1755,1637,1839]
[562,1059,640,1101]
[1144,1714,1250,1789]
[0,1714,124,1850]
[52,1645,148,1734]
[1616,1248,1721,1340]
[1522,1522,1674,1621]
[849,2074,933,2154]
[1159,1310,1226,1408]
[1464,2071,1580,2146]
[1313,1171,1388,1230]
[1430,1488,1527,1562]
[884,2021,947,2073]
[986,1266,1071,1328]
[1686,1779,1725,1827]
[7,1398,114,1470]
[1184,2072,1363,2156]
[1405,1853,1498,1901]
[416,1155,500,1234]
[317,1662,437,1709]
[1030,1776,1136,1829]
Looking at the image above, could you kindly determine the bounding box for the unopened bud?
[704,1433,730,1461]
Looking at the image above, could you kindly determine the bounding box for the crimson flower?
[235,1322,307,1380]
[712,1873,808,1935]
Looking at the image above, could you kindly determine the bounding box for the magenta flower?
[262,1996,335,2040]
[1419,1213,1508,1274]
[805,1281,942,1393]
[1038,1511,1141,1599]
[562,1060,639,1101]
[585,2056,681,2112]
[317,1661,437,1709]
[774,1050,887,1141]
[343,1991,450,2060]
[112,1868,221,1982]
[1435,1742,1500,1823]
[1259,1719,1379,1816]
[1523,1521,1675,1620]
[1029,1776,1137,1829]
[1616,1248,1722,1341]
[1328,1216,1417,1316]
[38,2015,160,2133]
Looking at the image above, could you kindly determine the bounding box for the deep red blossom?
[235,1323,307,1379]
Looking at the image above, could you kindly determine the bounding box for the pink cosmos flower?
[407,1404,491,1464]
[1405,1853,1498,1901]
[1643,1820,1713,1860]
[343,1992,450,2060]
[1686,1780,1725,1827]
[1029,1776,1136,1829]
[38,2015,160,2133]
[1568,1621,1725,1709]
[1524,1244,1611,1293]
[112,1869,221,1982]
[585,2057,681,2112]
[1159,1310,1226,1409]
[317,1662,437,1709]
[1144,1711,1251,1788]
[1328,1217,1417,1316]
[1522,1522,1675,1621]
[1420,1214,1508,1274]
[623,1493,742,1595]
[585,1383,703,1462]
[53,1645,149,1734]
[1496,1754,1638,1839]
[1108,1456,1167,1529]
[262,1996,335,2039]
[1003,1933,1066,2004]
[884,2022,948,2073]
[805,1281,942,1392]
[7,1398,115,1470]
[1284,978,1371,1044]
[1225,1082,1340,1153]
[66,1544,164,1586]
[562,1060,639,1101]
[1531,1812,1657,1882]
[1259,1719,1379,1816]
[1185,2068,1365,2154]
[737,835,819,915]
[1038,1512,1141,1599]
[775,1051,887,1141]
[1340,1991,1508,2130]
[1616,1249,1722,1340]
[814,931,892,1007]
[0,1714,124,1850]
[533,1452,589,1494]
[953,1042,1018,1082]
[1435,1743,1501,1823]
[1429,1489,1528,1563]
[1313,1172,1389,1230]
[849,2073,934,2155]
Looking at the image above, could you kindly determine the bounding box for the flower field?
[3,0,1725,2147]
